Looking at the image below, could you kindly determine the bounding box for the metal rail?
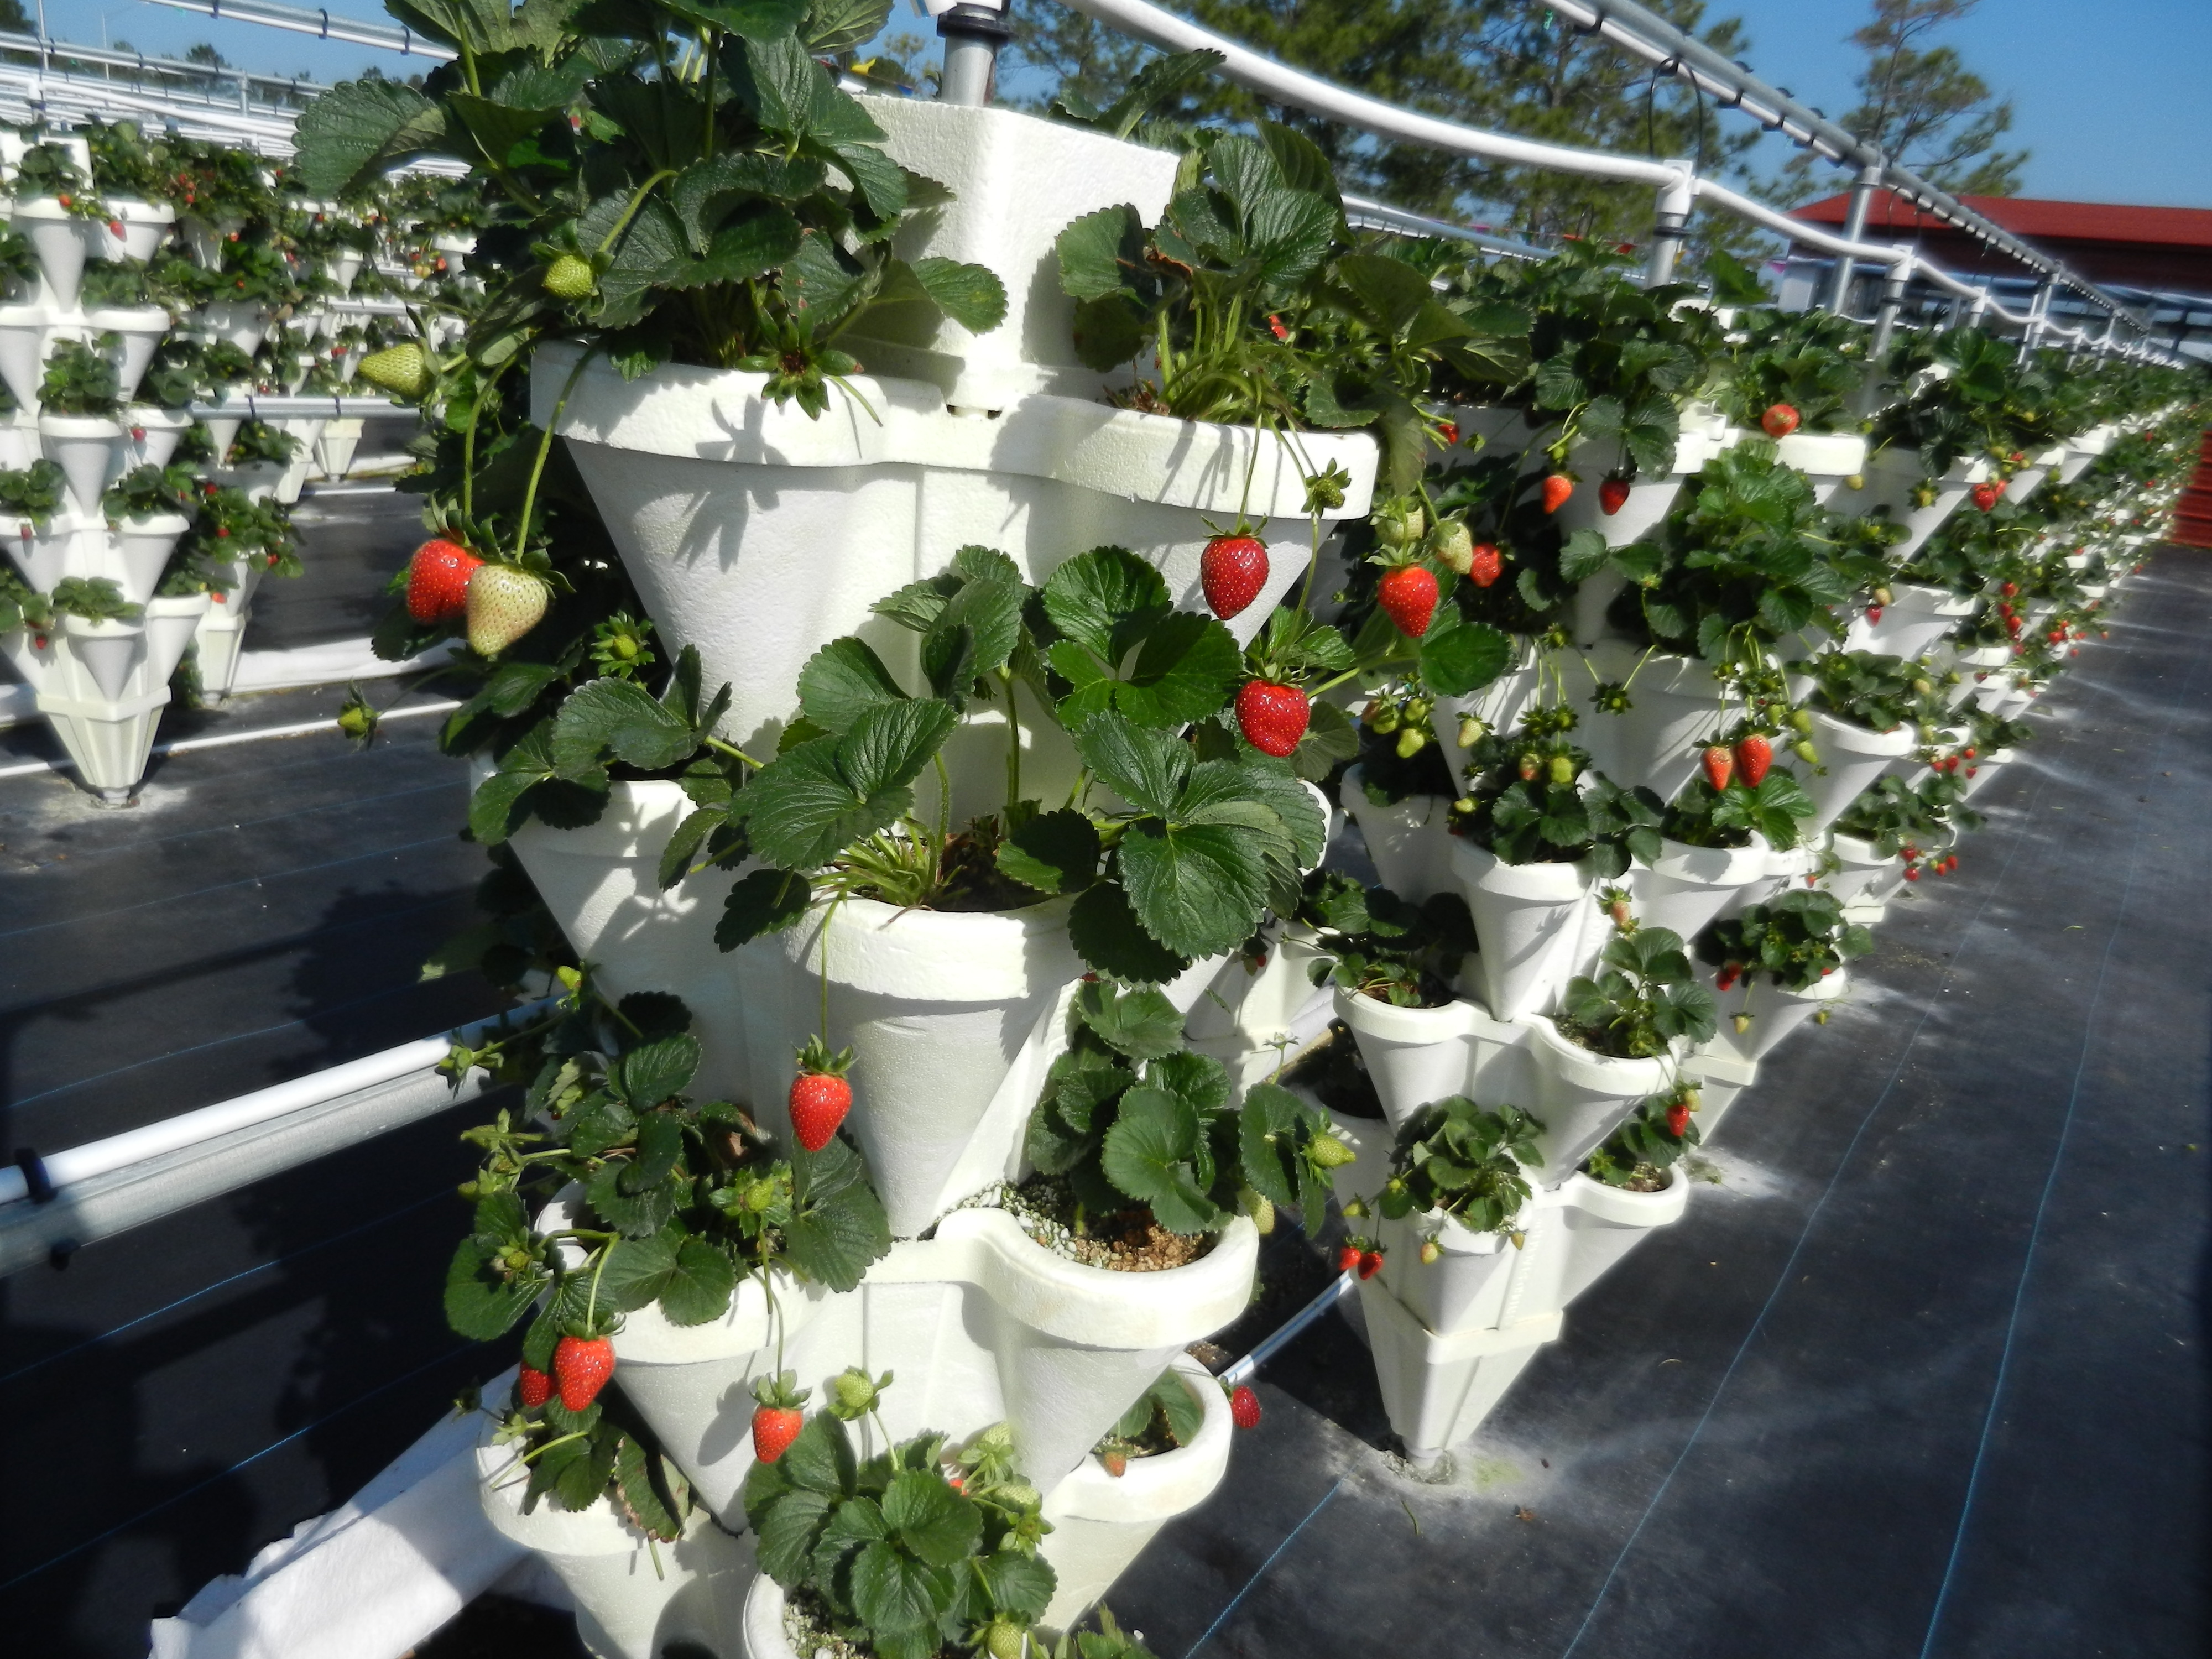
[142,0,457,61]
[1535,0,2154,333]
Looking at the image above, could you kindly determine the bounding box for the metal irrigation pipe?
[141,0,458,62]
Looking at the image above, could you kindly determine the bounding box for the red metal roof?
[1793,191,2212,250]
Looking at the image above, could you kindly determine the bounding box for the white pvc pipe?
[1695,177,1908,268]
[0,994,554,1207]
[1052,0,1683,187]
[0,698,461,782]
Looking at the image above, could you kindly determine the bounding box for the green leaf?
[785,1135,893,1290]
[754,1487,834,1583]
[910,257,1008,333]
[1042,545,1170,661]
[840,696,958,797]
[1114,612,1242,727]
[585,1157,679,1237]
[293,78,450,196]
[1118,822,1270,961]
[661,0,808,37]
[623,1111,687,1192]
[1072,979,1185,1060]
[552,676,699,776]
[442,1237,544,1339]
[1072,713,1187,819]
[852,1538,951,1636]
[611,1435,686,1541]
[1152,1372,1207,1447]
[613,1035,700,1107]
[975,1549,1057,1620]
[597,1230,677,1311]
[998,808,1100,894]
[717,868,814,948]
[738,697,954,870]
[781,1409,859,1496]
[803,0,891,51]
[799,636,909,734]
[881,1470,983,1567]
[1056,205,1145,301]
[1421,620,1514,698]
[1068,881,1190,984]
[1240,1081,1322,1213]
[659,1236,739,1324]
[1100,1085,1219,1234]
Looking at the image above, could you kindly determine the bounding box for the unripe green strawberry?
[1547,754,1574,787]
[466,565,550,655]
[357,342,430,399]
[986,1620,1029,1659]
[544,253,596,299]
[1458,713,1485,748]
[1396,725,1427,759]
[1793,738,1819,766]
[1307,1133,1357,1169]
[1426,518,1474,576]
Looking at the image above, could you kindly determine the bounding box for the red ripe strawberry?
[1666,1100,1691,1138]
[1200,534,1269,619]
[1971,481,2001,512]
[1761,403,1801,439]
[1377,565,1439,637]
[2001,581,2018,598]
[108,218,123,236]
[1715,963,1741,992]
[552,1334,615,1411]
[1903,866,1921,881]
[752,1402,805,1463]
[1701,745,1734,792]
[1733,734,1772,787]
[1336,1244,1363,1275]
[1962,747,1976,759]
[789,1037,854,1152]
[1438,420,1460,447]
[1102,1449,1129,1477]
[1229,1385,1262,1430]
[1866,604,1884,624]
[1541,473,1574,514]
[1236,680,1309,757]
[518,1364,554,1409]
[1267,313,1289,342]
[1468,542,1503,588]
[1598,477,1632,516]
[1358,1250,1385,1280]
[405,538,483,623]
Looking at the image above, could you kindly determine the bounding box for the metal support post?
[1643,161,1695,288]
[937,0,1012,106]
[1867,249,1913,363]
[2018,279,2054,359]
[1823,157,1883,314]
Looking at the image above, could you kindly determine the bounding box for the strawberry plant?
[1574,440,1851,672]
[51,576,141,623]
[0,460,71,530]
[39,339,122,416]
[1703,260,1870,436]
[1023,979,1344,1238]
[1698,890,1871,993]
[1800,649,1948,736]
[1092,1368,1207,1474]
[1377,1095,1542,1235]
[1661,764,1816,852]
[441,984,891,1365]
[1301,871,1477,1009]
[477,1358,698,1541]
[0,564,46,634]
[225,420,302,468]
[1454,708,1663,877]
[1582,1082,1701,1188]
[103,462,198,521]
[743,1402,1057,1659]
[81,259,154,309]
[84,118,169,200]
[1832,770,1984,860]
[15,143,105,217]
[1557,925,1717,1058]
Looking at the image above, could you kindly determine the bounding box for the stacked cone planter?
[1827,448,1991,563]
[1452,838,1593,1021]
[1718,968,1851,1062]
[1338,765,1458,901]
[534,345,1376,758]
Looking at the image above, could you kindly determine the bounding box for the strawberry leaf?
[716,868,815,948]
[658,1235,738,1325]
[1067,882,1188,984]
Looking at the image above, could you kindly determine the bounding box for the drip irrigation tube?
[0,698,462,784]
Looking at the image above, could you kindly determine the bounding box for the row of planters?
[284,6,2201,1654]
[0,119,466,799]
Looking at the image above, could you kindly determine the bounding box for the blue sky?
[37,0,2212,208]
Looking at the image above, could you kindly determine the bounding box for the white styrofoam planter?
[1947,643,2012,708]
[1338,764,1457,901]
[1718,967,1849,1063]
[1824,832,1901,905]
[1800,707,1917,836]
[1826,449,1990,564]
[778,894,1082,1237]
[1036,1355,1233,1630]
[1525,1016,1677,1181]
[36,413,124,517]
[1959,746,2015,799]
[121,405,194,473]
[1624,836,1772,948]
[85,305,170,404]
[1847,581,1974,660]
[62,612,144,701]
[7,512,79,591]
[1423,637,1542,760]
[1552,431,1710,585]
[0,408,35,470]
[142,592,210,686]
[196,301,274,357]
[1355,1276,1558,1467]
[1333,985,1475,1131]
[111,513,191,603]
[504,778,752,1102]
[853,96,1182,409]
[14,198,102,310]
[1594,648,1726,804]
[1451,837,1592,1020]
[316,417,364,478]
[97,197,175,263]
[0,304,50,411]
[1373,1204,1517,1335]
[180,211,245,269]
[475,1438,749,1659]
[535,342,1376,757]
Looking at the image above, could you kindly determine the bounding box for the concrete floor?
[0,528,2204,1657]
